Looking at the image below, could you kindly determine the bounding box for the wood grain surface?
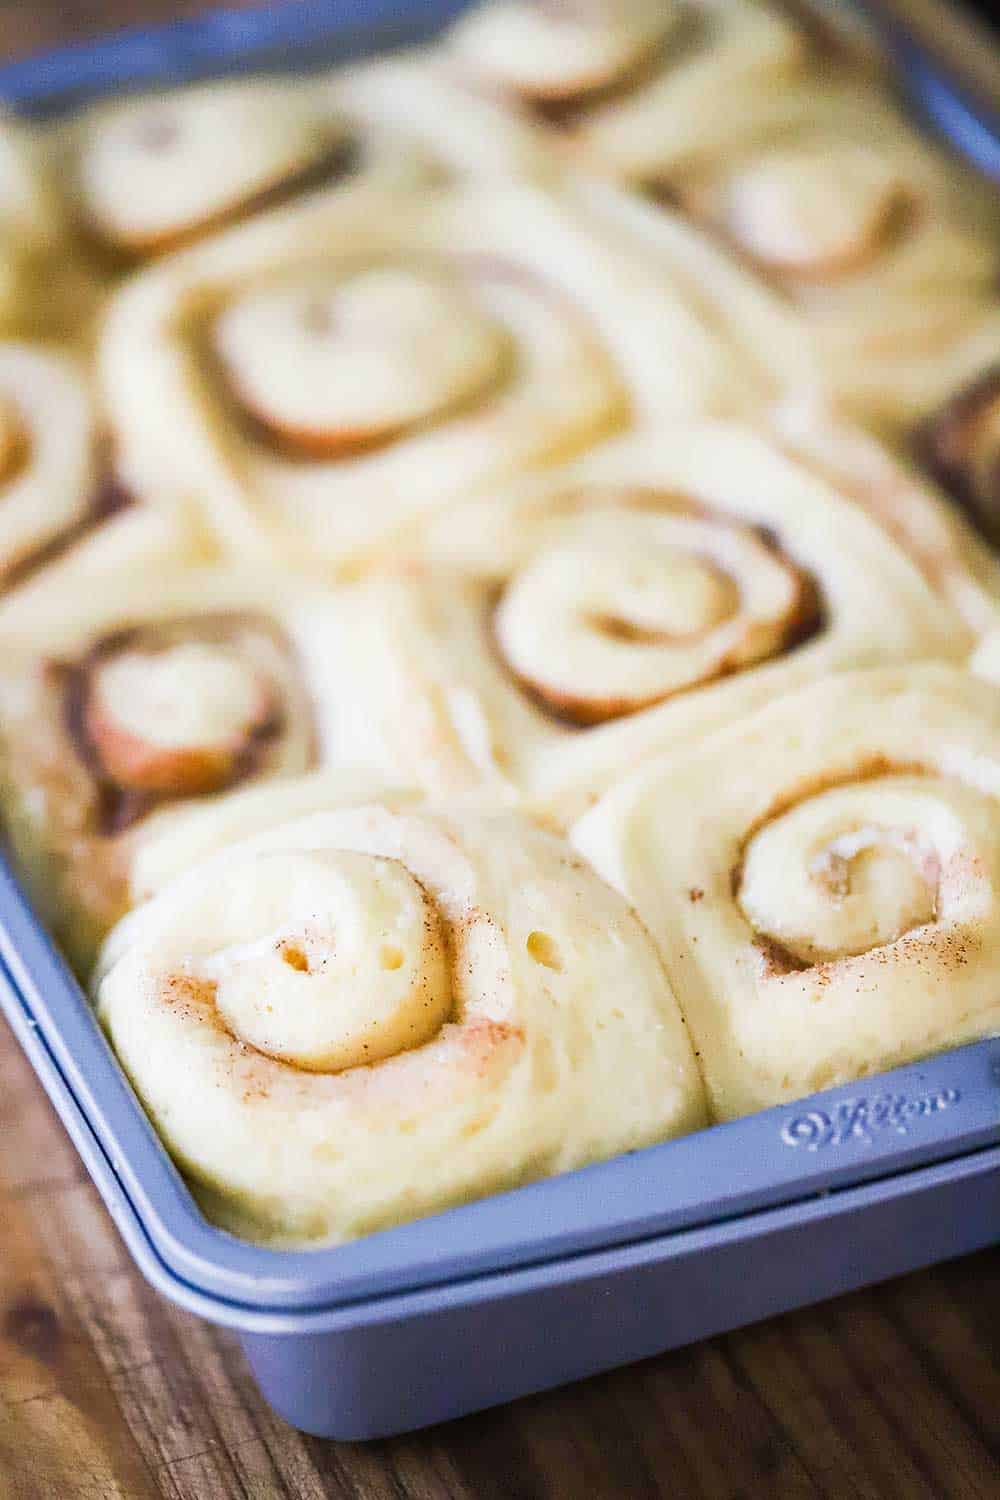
[1,4,999,1497]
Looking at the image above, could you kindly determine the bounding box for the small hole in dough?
[380,945,405,971]
[281,945,310,974]
[527,931,562,971]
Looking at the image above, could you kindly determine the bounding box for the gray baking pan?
[1,0,999,1439]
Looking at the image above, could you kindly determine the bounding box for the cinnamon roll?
[99,183,765,573]
[0,342,205,625]
[610,77,1000,434]
[94,796,707,1244]
[59,76,436,261]
[390,426,966,818]
[0,568,324,973]
[574,664,1000,1120]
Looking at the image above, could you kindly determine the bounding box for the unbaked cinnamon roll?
[772,393,1000,637]
[58,76,436,261]
[0,342,204,624]
[447,0,837,178]
[615,78,1000,434]
[0,568,323,973]
[95,795,707,1244]
[574,664,1000,1119]
[99,182,765,573]
[354,426,966,818]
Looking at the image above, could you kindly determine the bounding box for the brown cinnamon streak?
[1,460,136,595]
[58,614,291,836]
[914,365,1000,546]
[89,134,363,267]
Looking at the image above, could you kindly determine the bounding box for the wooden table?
[1,4,999,1496]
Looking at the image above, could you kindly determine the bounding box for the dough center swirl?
[724,143,912,281]
[185,848,453,1072]
[735,775,975,967]
[494,500,818,724]
[63,614,314,820]
[212,264,511,457]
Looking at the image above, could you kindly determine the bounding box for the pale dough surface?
[98,182,776,575]
[574,664,1000,1119]
[387,426,969,819]
[97,796,707,1244]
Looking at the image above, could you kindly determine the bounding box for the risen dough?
[574,665,1000,1119]
[0,342,206,626]
[96,797,707,1244]
[98,182,776,574]
[0,567,328,972]
[61,75,436,257]
[383,426,968,818]
[771,392,1000,637]
[602,74,1000,437]
[449,0,810,175]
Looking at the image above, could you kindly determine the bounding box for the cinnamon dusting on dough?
[735,754,931,859]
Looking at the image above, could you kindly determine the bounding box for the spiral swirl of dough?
[717,139,994,327]
[323,46,554,180]
[644,82,1000,434]
[63,601,313,809]
[721,140,911,281]
[79,625,296,799]
[211,263,511,457]
[493,502,816,723]
[0,568,320,972]
[95,798,707,1244]
[450,0,806,177]
[65,77,433,258]
[99,183,765,572]
[574,664,1000,1119]
[378,426,966,818]
[737,784,948,969]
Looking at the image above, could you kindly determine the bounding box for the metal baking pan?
[1,0,999,1440]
